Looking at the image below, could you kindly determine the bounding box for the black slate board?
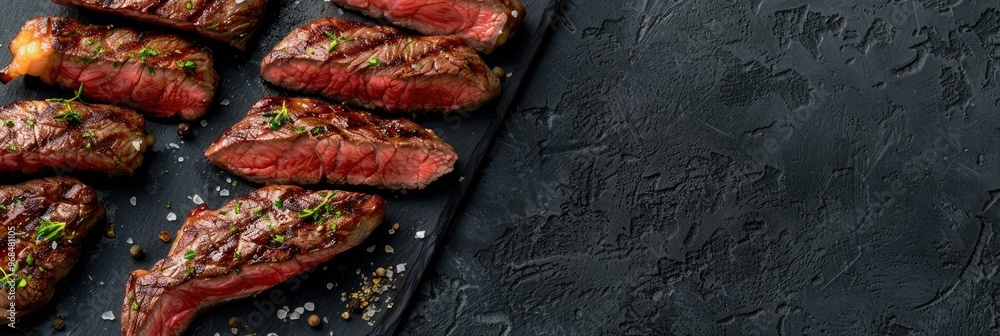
[0,0,557,335]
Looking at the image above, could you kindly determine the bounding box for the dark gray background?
[399,0,1000,335]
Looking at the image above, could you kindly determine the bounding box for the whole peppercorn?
[129,244,144,259]
[228,317,240,328]
[158,231,172,243]
[177,123,192,138]
[307,314,321,327]
[52,314,66,331]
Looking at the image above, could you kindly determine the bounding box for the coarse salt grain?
[127,238,133,244]
[304,302,315,311]
[396,263,406,273]
[231,328,238,335]
[415,231,426,239]
[289,312,300,320]
[132,139,142,151]
[220,99,230,106]
[51,241,58,250]
[220,189,230,196]
[294,307,304,314]
[130,196,137,206]
[326,283,334,290]
[366,245,376,253]
[384,245,394,254]
[277,309,288,319]
[193,195,204,205]
[167,212,177,221]
[178,157,185,162]
[200,120,208,127]
[168,143,180,149]
[102,311,115,320]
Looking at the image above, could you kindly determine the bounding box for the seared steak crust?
[260,18,501,113]
[205,97,458,190]
[0,17,220,121]
[121,185,385,336]
[0,100,154,176]
[329,0,525,53]
[0,177,105,316]
[51,0,267,50]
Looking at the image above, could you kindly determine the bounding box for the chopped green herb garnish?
[184,249,195,260]
[220,210,228,215]
[138,47,159,61]
[25,254,33,266]
[49,85,86,124]
[335,210,342,217]
[406,37,414,44]
[255,208,264,216]
[4,121,13,128]
[7,145,16,153]
[294,128,307,135]
[234,251,241,259]
[24,119,34,126]
[234,201,242,214]
[176,60,196,74]
[309,126,327,136]
[185,1,193,9]
[207,23,219,30]
[231,181,238,187]
[36,219,67,241]
[299,192,335,221]
[229,225,236,232]
[275,200,284,209]
[274,235,285,243]
[267,225,274,231]
[131,301,139,311]
[367,58,381,67]
[166,201,171,209]
[82,130,96,138]
[86,39,94,46]
[263,101,291,131]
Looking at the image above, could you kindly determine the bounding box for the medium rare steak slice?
[205,97,458,190]
[260,18,501,113]
[0,100,155,176]
[0,177,105,316]
[328,0,525,53]
[0,17,220,121]
[51,0,267,50]
[120,185,385,336]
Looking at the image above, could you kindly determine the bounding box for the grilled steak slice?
[0,17,220,121]
[0,177,105,317]
[121,186,385,336]
[329,0,525,53]
[0,100,155,176]
[51,0,267,50]
[260,18,501,113]
[205,97,458,189]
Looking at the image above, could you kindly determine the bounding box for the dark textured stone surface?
[401,1,1000,334]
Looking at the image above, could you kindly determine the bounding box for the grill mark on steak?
[0,177,105,317]
[52,0,267,50]
[0,100,155,176]
[205,97,458,190]
[0,17,220,121]
[260,17,501,114]
[327,0,525,54]
[120,185,384,336]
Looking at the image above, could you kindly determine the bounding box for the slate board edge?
[380,1,563,334]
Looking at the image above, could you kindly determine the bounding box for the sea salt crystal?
[102,311,115,320]
[193,195,204,205]
[51,241,58,250]
[215,333,220,336]
[366,245,376,253]
[396,263,406,273]
[289,311,300,320]
[231,328,238,335]
[326,283,334,290]
[168,143,180,149]
[304,302,315,311]
[132,139,142,151]
[220,189,230,196]
[323,317,328,323]
[99,282,104,285]
[178,157,185,162]
[384,245,394,254]
[226,178,232,183]
[167,212,177,221]
[294,307,305,315]
[386,270,394,278]
[127,238,133,244]
[266,334,277,336]
[200,120,208,127]
[216,186,221,191]
[415,231,425,239]
[366,310,375,317]
[130,196,137,206]
[220,99,230,106]
[277,309,288,319]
